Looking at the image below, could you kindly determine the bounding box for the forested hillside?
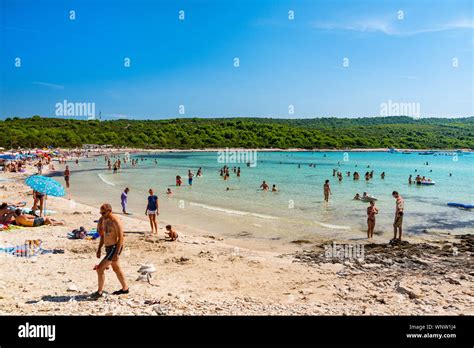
[1,116,473,149]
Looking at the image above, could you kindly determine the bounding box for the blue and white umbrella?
[25,175,65,197]
[24,175,65,216]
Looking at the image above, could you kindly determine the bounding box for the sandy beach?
[0,158,472,316]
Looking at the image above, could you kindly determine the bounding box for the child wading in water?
[165,225,178,241]
[367,201,378,238]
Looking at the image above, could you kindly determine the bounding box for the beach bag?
[70,226,87,239]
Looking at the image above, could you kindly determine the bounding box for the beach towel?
[40,248,64,255]
[0,223,22,231]
[86,229,100,240]
[21,208,56,215]
[0,239,42,257]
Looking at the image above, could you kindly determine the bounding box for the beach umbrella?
[0,154,18,160]
[25,175,65,216]
[25,175,65,197]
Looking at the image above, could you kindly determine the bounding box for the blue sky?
[1,0,473,119]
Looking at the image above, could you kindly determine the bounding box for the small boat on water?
[433,151,463,156]
[418,151,435,155]
[361,196,378,202]
[354,194,378,202]
[447,203,474,210]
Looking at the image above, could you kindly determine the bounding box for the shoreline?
[5,147,473,154]
[0,163,472,315]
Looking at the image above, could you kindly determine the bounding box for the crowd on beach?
[1,147,455,300]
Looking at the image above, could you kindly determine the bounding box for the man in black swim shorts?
[92,204,129,300]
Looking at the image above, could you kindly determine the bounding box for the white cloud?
[32,81,64,90]
[313,17,474,37]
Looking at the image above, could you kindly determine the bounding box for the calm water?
[62,151,474,242]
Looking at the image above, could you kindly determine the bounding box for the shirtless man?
[13,209,64,227]
[92,203,129,299]
[392,191,404,241]
[324,180,331,202]
[260,181,269,191]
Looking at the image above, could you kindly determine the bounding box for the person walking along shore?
[92,203,129,299]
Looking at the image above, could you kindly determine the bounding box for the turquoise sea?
[61,151,474,242]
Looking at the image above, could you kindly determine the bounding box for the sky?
[1,0,473,120]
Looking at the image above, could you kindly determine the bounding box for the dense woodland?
[1,116,473,149]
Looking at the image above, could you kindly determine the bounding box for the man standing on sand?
[91,203,129,299]
[324,180,331,202]
[64,165,70,188]
[121,188,129,214]
[392,191,404,241]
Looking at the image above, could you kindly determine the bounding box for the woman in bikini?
[367,201,378,239]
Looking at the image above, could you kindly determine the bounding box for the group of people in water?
[175,168,201,187]
[220,165,241,180]
[105,154,144,173]
[323,165,405,240]
[408,174,434,185]
[330,168,386,182]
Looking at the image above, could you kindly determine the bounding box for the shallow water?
[60,151,474,242]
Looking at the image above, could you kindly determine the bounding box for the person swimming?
[272,185,278,192]
[260,181,269,191]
